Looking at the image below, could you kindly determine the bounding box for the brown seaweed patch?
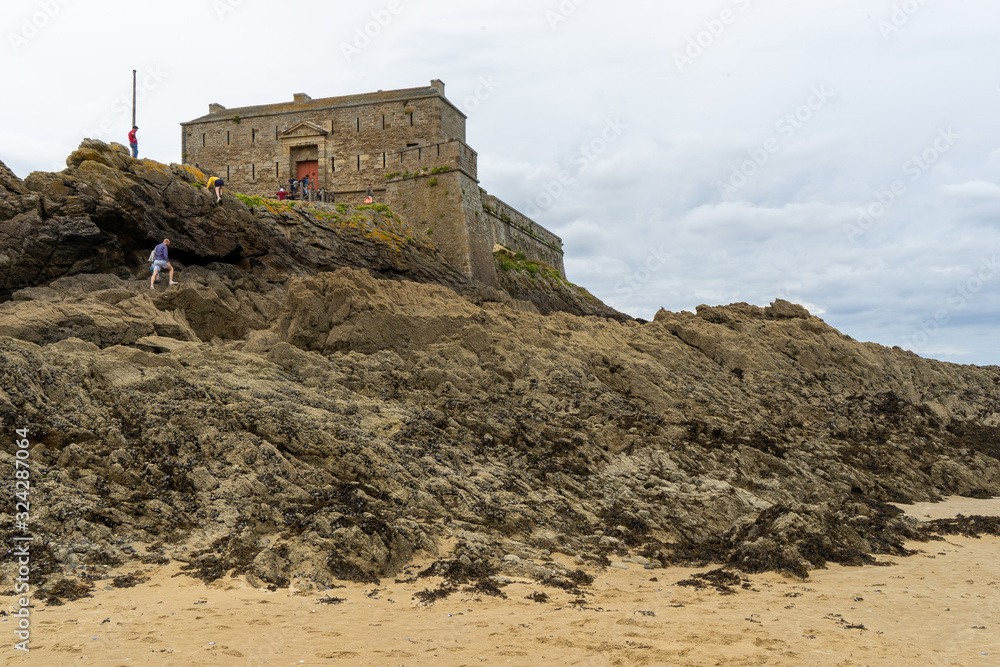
[41,578,93,606]
[922,514,1000,538]
[676,569,746,595]
[660,501,922,578]
[414,557,506,604]
[111,570,150,588]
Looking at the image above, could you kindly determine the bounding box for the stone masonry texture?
[181,80,564,285]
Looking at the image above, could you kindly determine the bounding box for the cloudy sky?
[3,0,999,365]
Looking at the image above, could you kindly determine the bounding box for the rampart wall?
[385,169,495,287]
[483,194,565,276]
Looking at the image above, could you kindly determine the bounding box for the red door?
[297,160,318,187]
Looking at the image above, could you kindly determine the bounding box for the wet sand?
[3,497,998,666]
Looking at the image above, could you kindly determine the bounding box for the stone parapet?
[483,194,564,278]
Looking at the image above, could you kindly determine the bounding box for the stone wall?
[483,194,565,277]
[384,169,497,287]
[181,88,456,196]
[180,81,562,287]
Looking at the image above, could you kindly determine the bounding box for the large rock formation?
[1,143,999,600]
[3,140,480,297]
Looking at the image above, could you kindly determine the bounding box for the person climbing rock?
[128,126,138,158]
[207,175,224,203]
[150,238,176,289]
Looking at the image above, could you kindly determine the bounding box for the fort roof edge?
[181,82,467,126]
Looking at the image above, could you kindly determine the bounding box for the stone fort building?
[180,80,563,287]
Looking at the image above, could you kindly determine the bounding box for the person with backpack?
[149,238,176,289]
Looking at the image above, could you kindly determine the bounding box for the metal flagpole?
[132,69,137,128]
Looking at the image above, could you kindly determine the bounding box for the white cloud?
[942,180,1000,199]
[3,0,1000,364]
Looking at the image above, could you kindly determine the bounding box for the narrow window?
[356,118,360,132]
[252,129,256,144]
[275,125,278,140]
[410,112,414,127]
[357,155,360,171]
[382,114,385,130]
[382,153,386,168]
[227,165,230,179]
[226,130,230,145]
[331,157,335,172]
[252,163,255,180]
[275,161,278,175]
[437,144,440,157]
[202,133,206,147]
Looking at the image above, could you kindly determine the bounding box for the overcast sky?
[3,0,999,365]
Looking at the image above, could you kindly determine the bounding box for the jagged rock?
[766,298,811,319]
[0,144,999,594]
[133,335,201,355]
[497,265,628,320]
[0,208,126,301]
[5,140,472,300]
[275,268,487,355]
[0,275,198,346]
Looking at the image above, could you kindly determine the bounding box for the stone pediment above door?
[279,121,329,139]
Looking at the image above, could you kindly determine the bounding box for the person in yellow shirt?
[207,175,224,204]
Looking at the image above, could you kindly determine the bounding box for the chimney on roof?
[209,103,226,114]
[293,93,312,104]
[430,79,445,95]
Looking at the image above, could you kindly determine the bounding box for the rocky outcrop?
[1,266,999,596]
[1,140,471,300]
[0,143,998,599]
[496,261,628,321]
[0,156,125,300]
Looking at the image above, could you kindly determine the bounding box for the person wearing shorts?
[207,176,224,203]
[150,238,176,289]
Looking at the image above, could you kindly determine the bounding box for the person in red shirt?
[128,126,138,158]
[276,186,287,201]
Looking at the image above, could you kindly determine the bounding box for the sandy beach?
[2,497,997,666]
